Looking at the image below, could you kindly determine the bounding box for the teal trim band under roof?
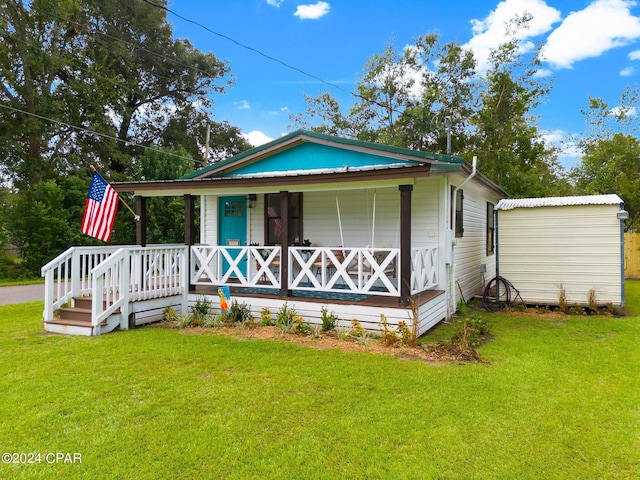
[181,129,464,180]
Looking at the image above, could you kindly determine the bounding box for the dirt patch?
[156,322,485,364]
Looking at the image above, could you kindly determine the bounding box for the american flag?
[81,171,119,242]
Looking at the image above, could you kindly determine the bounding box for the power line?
[140,0,357,101]
[140,0,441,133]
[0,103,202,165]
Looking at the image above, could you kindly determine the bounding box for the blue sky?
[169,0,640,167]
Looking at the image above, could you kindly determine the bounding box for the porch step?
[58,307,92,322]
[45,296,122,336]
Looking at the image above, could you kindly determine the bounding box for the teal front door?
[219,196,247,276]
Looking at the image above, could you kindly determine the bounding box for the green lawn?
[1,285,640,479]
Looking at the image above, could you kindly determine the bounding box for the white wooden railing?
[411,246,439,294]
[42,245,188,326]
[41,246,121,321]
[191,245,281,288]
[289,247,401,296]
[191,245,438,297]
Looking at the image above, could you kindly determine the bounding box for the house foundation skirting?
[188,288,446,337]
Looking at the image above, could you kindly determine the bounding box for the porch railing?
[41,245,122,321]
[191,245,281,288]
[42,245,188,325]
[289,247,401,296]
[411,246,439,294]
[191,245,438,298]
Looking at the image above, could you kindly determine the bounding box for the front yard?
[1,284,640,479]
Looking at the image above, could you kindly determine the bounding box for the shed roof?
[495,194,623,211]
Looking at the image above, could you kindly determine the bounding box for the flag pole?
[90,165,140,222]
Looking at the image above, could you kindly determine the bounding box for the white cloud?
[534,68,553,77]
[234,100,251,110]
[465,0,561,72]
[542,129,581,169]
[630,49,640,60]
[266,0,283,6]
[541,0,640,69]
[620,66,635,76]
[243,130,274,146]
[609,105,638,117]
[294,1,330,20]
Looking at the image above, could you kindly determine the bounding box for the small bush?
[320,306,338,331]
[558,284,568,314]
[227,300,253,324]
[349,318,366,338]
[450,315,491,351]
[260,307,273,326]
[162,306,177,323]
[276,302,295,329]
[378,314,398,347]
[396,320,416,347]
[588,288,598,311]
[335,326,350,341]
[191,295,212,316]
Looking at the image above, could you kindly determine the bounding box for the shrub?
[227,300,253,324]
[349,318,366,338]
[378,314,398,347]
[588,288,598,311]
[162,306,177,323]
[396,320,416,347]
[260,307,273,326]
[276,302,295,330]
[558,284,568,314]
[191,295,212,319]
[450,315,491,351]
[320,306,338,332]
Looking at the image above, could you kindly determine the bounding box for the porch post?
[135,196,147,246]
[399,185,413,306]
[279,191,291,298]
[184,194,196,292]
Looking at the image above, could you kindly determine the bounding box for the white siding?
[303,188,400,247]
[449,174,501,303]
[202,195,218,245]
[497,204,623,305]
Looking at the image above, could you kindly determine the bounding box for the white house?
[495,194,627,308]
[42,130,507,336]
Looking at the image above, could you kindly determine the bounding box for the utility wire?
[140,0,441,131]
[0,103,202,165]
[140,0,356,100]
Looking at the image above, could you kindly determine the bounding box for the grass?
[1,284,640,479]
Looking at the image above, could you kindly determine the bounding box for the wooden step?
[73,296,92,310]
[59,307,92,323]
[46,317,92,328]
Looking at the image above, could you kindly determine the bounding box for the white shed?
[495,194,627,307]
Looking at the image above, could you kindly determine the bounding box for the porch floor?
[191,285,444,310]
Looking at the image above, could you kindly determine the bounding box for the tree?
[580,85,640,144]
[0,0,250,277]
[467,16,569,197]
[290,34,477,154]
[572,133,640,231]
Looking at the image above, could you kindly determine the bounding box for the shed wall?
[497,204,622,305]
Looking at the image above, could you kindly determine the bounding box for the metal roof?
[495,194,623,210]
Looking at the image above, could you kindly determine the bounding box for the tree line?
[1,2,638,278]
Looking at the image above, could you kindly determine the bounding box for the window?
[265,193,302,245]
[451,186,464,238]
[486,202,495,256]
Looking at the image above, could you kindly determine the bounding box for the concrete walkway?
[0,284,45,305]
